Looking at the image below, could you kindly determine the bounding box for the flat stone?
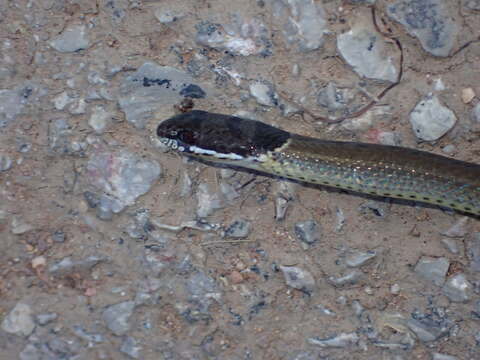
[345,250,377,268]
[442,273,472,302]
[294,220,322,245]
[387,0,457,57]
[88,105,111,133]
[308,332,359,348]
[118,62,208,129]
[414,256,449,286]
[225,219,252,238]
[410,95,457,141]
[272,0,327,52]
[50,24,90,53]
[249,81,278,107]
[337,13,398,82]
[279,265,315,292]
[102,301,136,336]
[1,303,35,337]
[406,318,447,342]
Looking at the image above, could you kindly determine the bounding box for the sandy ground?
[1,0,480,359]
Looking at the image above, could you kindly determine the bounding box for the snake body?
[157,110,480,216]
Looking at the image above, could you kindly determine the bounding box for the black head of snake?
[156,110,290,162]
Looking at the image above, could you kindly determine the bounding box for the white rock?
[50,24,90,53]
[337,15,398,82]
[88,105,111,133]
[1,303,35,336]
[249,82,277,107]
[410,95,457,141]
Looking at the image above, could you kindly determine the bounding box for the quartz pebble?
[442,273,472,302]
[410,95,457,141]
[461,87,475,103]
[1,303,35,337]
[50,25,90,53]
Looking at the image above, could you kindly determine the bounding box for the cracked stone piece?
[118,62,208,129]
[249,81,278,107]
[50,24,90,53]
[328,270,364,287]
[272,0,327,52]
[279,265,315,292]
[294,220,322,245]
[337,13,398,82]
[387,0,457,57]
[410,95,456,141]
[308,332,359,348]
[406,318,447,342]
[1,303,35,337]
[345,250,377,268]
[102,301,136,336]
[442,273,473,303]
[414,256,449,286]
[86,147,161,213]
[225,219,252,238]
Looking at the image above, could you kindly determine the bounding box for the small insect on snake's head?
[157,110,290,162]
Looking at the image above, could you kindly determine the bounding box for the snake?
[157,110,480,216]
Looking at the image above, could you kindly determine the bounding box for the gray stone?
[441,238,460,254]
[72,325,105,343]
[36,312,58,325]
[317,82,354,112]
[49,255,108,275]
[195,19,271,56]
[272,0,327,52]
[53,91,73,110]
[196,183,223,218]
[410,95,456,141]
[102,301,136,336]
[345,250,377,268]
[249,81,278,107]
[225,219,252,238]
[441,217,469,238]
[432,353,457,360]
[120,336,142,359]
[328,270,364,287]
[10,217,34,234]
[414,256,449,286]
[88,105,111,133]
[1,303,35,336]
[387,0,457,57]
[308,332,359,348]
[466,233,480,272]
[0,153,12,171]
[358,200,389,217]
[186,271,221,312]
[294,220,322,245]
[472,103,480,123]
[406,318,446,342]
[50,24,90,53]
[19,344,40,360]
[48,118,73,155]
[464,0,480,10]
[86,148,161,213]
[442,273,472,302]
[118,62,207,129]
[337,15,398,82]
[0,89,23,127]
[279,265,315,292]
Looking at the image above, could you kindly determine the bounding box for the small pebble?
[50,24,90,53]
[345,249,377,268]
[472,103,480,123]
[441,217,469,238]
[279,265,315,292]
[414,256,450,287]
[461,87,475,104]
[225,219,252,239]
[120,336,142,359]
[102,301,136,336]
[328,270,364,287]
[441,238,460,254]
[308,332,359,348]
[31,256,46,269]
[249,81,277,107]
[1,303,35,337]
[0,153,13,171]
[441,144,456,155]
[294,220,321,245]
[36,313,58,326]
[442,273,472,303]
[390,283,401,295]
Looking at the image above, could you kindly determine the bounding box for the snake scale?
[157,110,480,216]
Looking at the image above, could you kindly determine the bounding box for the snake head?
[157,110,290,162]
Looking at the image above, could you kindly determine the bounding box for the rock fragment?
[442,273,472,302]
[294,220,321,245]
[1,303,35,337]
[279,265,315,292]
[50,25,90,53]
[102,301,136,336]
[410,95,456,141]
[414,256,449,286]
[387,0,457,57]
[308,332,359,348]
